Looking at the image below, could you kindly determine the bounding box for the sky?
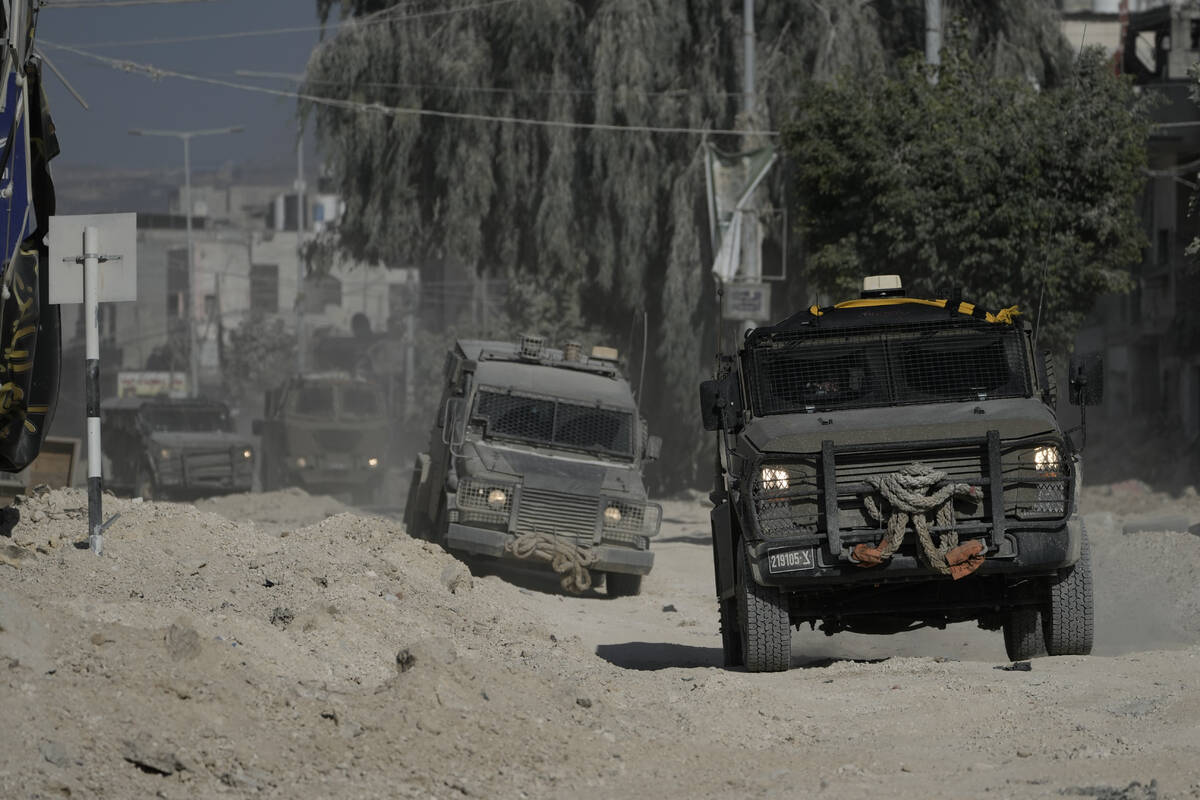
[36,0,331,174]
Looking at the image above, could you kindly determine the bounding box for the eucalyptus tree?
[305,0,1080,489]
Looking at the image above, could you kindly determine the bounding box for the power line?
[49,0,523,47]
[43,0,217,7]
[40,41,780,138]
[235,69,761,101]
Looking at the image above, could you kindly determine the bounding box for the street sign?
[723,282,772,322]
[48,213,138,304]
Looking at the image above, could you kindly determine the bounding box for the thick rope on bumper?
[853,463,985,580]
[505,531,598,594]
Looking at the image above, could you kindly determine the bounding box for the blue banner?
[0,70,32,269]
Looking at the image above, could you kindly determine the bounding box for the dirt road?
[1,481,1197,798]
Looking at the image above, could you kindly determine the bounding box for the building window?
[250,263,279,313]
[1157,228,1170,267]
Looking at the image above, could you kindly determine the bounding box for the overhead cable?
[234,70,759,100]
[50,0,522,47]
[40,41,780,137]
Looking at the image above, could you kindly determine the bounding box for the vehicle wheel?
[403,459,428,540]
[736,543,791,672]
[1003,606,1047,661]
[135,465,155,502]
[1044,528,1094,656]
[606,572,642,598]
[719,597,743,668]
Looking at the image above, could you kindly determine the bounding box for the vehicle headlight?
[487,488,508,509]
[603,504,622,524]
[242,448,253,460]
[367,456,379,468]
[1033,446,1061,475]
[760,467,789,490]
[295,456,308,469]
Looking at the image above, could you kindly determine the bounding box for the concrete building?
[1073,1,1200,453]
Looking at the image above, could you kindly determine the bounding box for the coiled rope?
[853,463,986,580]
[505,531,598,593]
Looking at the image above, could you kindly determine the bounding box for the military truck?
[699,276,1102,671]
[101,396,255,500]
[404,335,663,596]
[254,373,389,505]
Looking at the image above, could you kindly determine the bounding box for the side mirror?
[1038,351,1058,408]
[251,419,263,436]
[1068,352,1104,406]
[644,434,662,462]
[699,374,742,432]
[442,397,466,446]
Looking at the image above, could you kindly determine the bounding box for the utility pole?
[295,137,308,374]
[925,0,942,73]
[743,0,755,120]
[739,0,761,336]
[129,125,244,397]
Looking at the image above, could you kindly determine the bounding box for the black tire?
[606,572,642,598]
[718,597,743,667]
[1003,606,1047,661]
[736,544,791,672]
[1044,528,1094,656]
[403,459,428,539]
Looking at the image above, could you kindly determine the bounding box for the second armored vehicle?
[404,336,662,596]
[254,373,389,504]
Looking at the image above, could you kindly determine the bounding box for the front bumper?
[446,522,655,575]
[748,517,1081,589]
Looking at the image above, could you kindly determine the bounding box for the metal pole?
[84,225,103,555]
[404,298,415,419]
[183,134,198,398]
[295,138,307,374]
[743,0,755,118]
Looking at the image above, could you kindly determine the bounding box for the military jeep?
[101,396,255,500]
[253,373,389,505]
[700,276,1101,671]
[404,336,663,596]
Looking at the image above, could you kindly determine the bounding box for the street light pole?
[129,125,244,397]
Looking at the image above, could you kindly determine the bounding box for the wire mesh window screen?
[747,320,1030,415]
[474,389,633,456]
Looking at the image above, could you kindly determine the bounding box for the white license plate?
[767,547,815,574]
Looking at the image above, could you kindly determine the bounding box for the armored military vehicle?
[404,335,662,596]
[254,373,389,505]
[699,276,1101,671]
[101,396,254,500]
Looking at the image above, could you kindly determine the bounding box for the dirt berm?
[1,480,1199,798]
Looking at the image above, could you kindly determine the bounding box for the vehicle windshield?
[745,318,1031,415]
[140,405,232,433]
[292,386,335,416]
[472,388,634,458]
[340,386,381,417]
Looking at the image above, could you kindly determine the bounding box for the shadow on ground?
[594,641,723,670]
[595,641,893,671]
[464,556,606,599]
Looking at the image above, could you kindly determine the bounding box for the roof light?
[590,345,619,361]
[860,275,905,298]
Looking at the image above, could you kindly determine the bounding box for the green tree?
[304,1,1081,489]
[783,44,1149,351]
